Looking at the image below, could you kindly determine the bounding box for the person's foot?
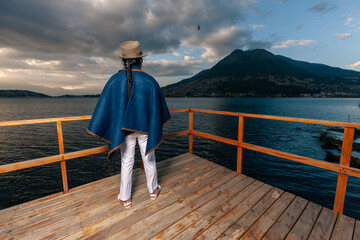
[119,199,132,209]
[150,186,162,200]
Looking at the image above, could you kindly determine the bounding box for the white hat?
[118,41,147,59]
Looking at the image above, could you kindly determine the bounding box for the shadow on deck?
[1,153,359,239]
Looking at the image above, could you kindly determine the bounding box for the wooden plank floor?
[0,153,359,240]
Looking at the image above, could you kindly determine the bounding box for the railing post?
[237,116,244,174]
[189,109,193,154]
[56,121,69,194]
[333,127,354,213]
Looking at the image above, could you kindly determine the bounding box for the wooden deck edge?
[2,153,359,240]
[0,153,194,214]
[0,153,205,238]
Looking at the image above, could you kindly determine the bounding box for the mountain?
[0,90,51,98]
[0,90,100,98]
[162,49,360,97]
[277,55,360,78]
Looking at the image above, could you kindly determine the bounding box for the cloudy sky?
[1,0,360,96]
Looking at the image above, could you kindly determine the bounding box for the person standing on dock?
[87,41,171,209]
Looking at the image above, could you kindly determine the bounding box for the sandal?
[119,199,132,209]
[150,186,162,200]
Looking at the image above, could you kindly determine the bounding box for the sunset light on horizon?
[0,0,360,96]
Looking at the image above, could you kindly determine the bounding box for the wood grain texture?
[354,220,360,240]
[237,116,244,174]
[151,176,254,239]
[285,202,322,240]
[203,187,284,239]
[173,180,267,240]
[0,146,109,173]
[262,196,308,240]
[57,121,68,193]
[192,130,238,146]
[308,207,338,240]
[330,214,355,240]
[334,127,355,213]
[239,192,296,240]
[189,110,193,154]
[0,115,92,126]
[0,154,358,240]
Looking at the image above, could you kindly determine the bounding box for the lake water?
[0,97,360,219]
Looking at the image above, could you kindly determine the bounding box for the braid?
[123,58,142,98]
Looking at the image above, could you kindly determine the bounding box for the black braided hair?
[123,58,142,98]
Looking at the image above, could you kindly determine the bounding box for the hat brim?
[118,53,147,59]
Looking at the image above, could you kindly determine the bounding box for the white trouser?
[118,132,159,201]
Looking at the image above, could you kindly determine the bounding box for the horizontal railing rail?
[0,110,186,194]
[191,108,360,128]
[188,108,360,214]
[0,146,109,174]
[1,108,359,214]
[0,116,93,127]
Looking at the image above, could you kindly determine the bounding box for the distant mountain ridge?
[163,49,360,97]
[0,90,51,98]
[0,90,99,98]
[4,50,360,98]
[277,55,360,78]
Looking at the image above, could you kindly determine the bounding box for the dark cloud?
[0,0,269,95]
[0,0,146,56]
[0,0,254,57]
[185,27,273,61]
[185,27,251,59]
[144,60,203,77]
[308,2,338,15]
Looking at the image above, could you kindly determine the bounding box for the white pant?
[118,132,159,201]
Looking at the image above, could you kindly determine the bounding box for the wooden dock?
[1,153,359,240]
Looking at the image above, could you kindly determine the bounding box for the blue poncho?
[87,66,171,160]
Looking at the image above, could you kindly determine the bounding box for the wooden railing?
[1,108,360,214]
[187,109,360,215]
[0,111,188,194]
